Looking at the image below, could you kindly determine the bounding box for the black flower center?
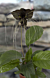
[20,8,26,18]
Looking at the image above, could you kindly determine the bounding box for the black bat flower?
[11,8,34,26]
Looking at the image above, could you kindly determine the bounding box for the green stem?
[21,26,24,57]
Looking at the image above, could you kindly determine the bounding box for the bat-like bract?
[11,8,34,26]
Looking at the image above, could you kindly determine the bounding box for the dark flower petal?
[11,8,34,20]
[11,10,20,20]
[26,9,34,19]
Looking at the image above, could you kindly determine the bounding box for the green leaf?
[36,67,46,78]
[25,26,43,47]
[25,26,35,47]
[36,71,46,78]
[25,48,32,62]
[35,76,38,78]
[0,52,4,57]
[0,50,22,67]
[37,67,42,72]
[33,51,50,69]
[20,61,35,78]
[0,59,19,73]
[15,71,21,74]
[31,50,42,58]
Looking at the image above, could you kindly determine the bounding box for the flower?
[11,8,34,26]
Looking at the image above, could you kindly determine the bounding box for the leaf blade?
[0,50,22,67]
[25,26,35,47]
[31,50,42,58]
[25,26,43,47]
[25,48,32,62]
[36,71,46,78]
[33,51,50,69]
[20,61,35,78]
[0,59,20,73]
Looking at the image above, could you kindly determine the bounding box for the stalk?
[21,26,24,57]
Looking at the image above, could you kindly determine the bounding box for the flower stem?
[21,26,24,57]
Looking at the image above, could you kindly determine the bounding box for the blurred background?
[0,0,50,78]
